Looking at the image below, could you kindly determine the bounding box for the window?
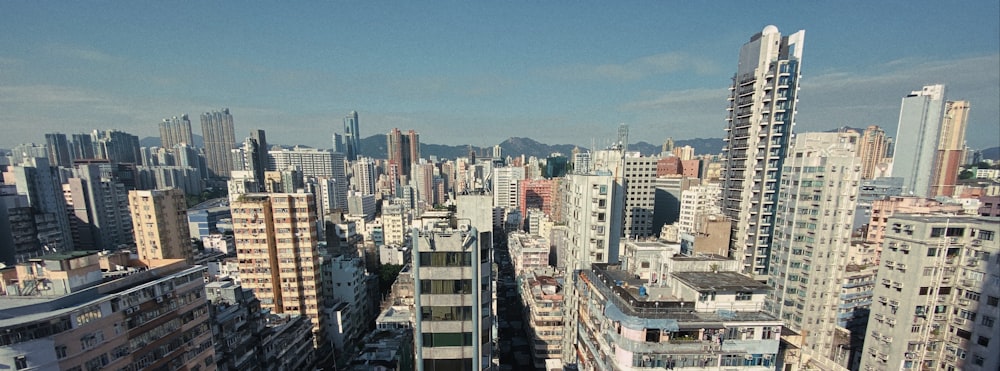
[645,328,661,342]
[988,296,999,307]
[15,356,27,370]
[735,291,753,301]
[55,346,67,359]
[977,336,990,347]
[965,291,982,301]
[421,332,474,347]
[982,316,995,328]
[927,247,938,257]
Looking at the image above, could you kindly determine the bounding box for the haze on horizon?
[1,2,998,151]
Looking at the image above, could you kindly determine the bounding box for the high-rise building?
[411,218,492,371]
[493,166,525,210]
[0,186,43,265]
[352,157,378,195]
[561,173,624,269]
[412,162,437,208]
[930,100,970,197]
[343,111,361,161]
[387,128,419,178]
[858,125,891,180]
[767,131,862,368]
[94,130,141,164]
[860,215,999,371]
[622,154,660,238]
[159,114,194,149]
[44,133,72,168]
[201,108,236,179]
[569,260,783,370]
[722,25,805,279]
[231,193,325,338]
[0,255,215,371]
[892,84,959,198]
[64,164,134,250]
[8,156,74,252]
[71,133,96,160]
[129,188,192,261]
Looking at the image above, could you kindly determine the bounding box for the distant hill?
[357,134,724,160]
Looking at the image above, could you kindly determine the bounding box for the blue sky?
[2,1,998,151]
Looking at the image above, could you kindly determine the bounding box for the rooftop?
[189,197,230,211]
[671,271,771,291]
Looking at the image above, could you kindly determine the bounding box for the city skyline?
[1,2,998,151]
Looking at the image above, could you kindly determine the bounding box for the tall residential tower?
[721,25,805,279]
[201,108,236,178]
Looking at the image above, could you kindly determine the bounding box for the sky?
[1,1,998,151]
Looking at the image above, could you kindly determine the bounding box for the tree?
[378,264,404,296]
[959,169,975,180]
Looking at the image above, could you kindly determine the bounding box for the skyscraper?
[159,114,194,148]
[94,129,142,164]
[343,111,361,161]
[387,128,420,178]
[930,100,970,197]
[71,133,95,160]
[721,25,805,279]
[858,125,891,180]
[201,108,236,179]
[44,133,72,167]
[892,84,948,198]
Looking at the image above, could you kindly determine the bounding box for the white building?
[492,166,524,209]
[768,131,862,369]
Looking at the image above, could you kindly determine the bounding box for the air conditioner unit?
[156,296,163,303]
[126,308,134,314]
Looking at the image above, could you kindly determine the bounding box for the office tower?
[722,25,805,279]
[331,132,345,154]
[411,218,492,371]
[94,129,142,164]
[858,125,891,180]
[0,254,214,370]
[622,154,660,238]
[343,111,361,161]
[930,100,970,197]
[129,188,192,261]
[159,114,194,149]
[892,84,953,198]
[861,215,999,370]
[231,193,325,337]
[64,164,133,250]
[493,166,525,209]
[44,133,72,167]
[71,133,96,160]
[568,258,782,369]
[352,157,378,195]
[767,131,862,368]
[201,108,236,179]
[386,128,420,178]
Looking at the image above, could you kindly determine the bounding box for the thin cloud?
[43,43,120,63]
[544,51,720,81]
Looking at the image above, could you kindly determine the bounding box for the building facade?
[721,25,805,279]
[129,188,192,261]
[201,108,236,179]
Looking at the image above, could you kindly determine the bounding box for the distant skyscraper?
[65,164,133,250]
[930,100,970,197]
[858,125,891,180]
[159,114,194,148]
[248,129,269,190]
[343,111,361,161]
[721,25,805,279]
[892,84,949,198]
[71,133,95,160]
[94,129,141,164]
[201,108,236,179]
[386,128,420,178]
[44,133,72,167]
